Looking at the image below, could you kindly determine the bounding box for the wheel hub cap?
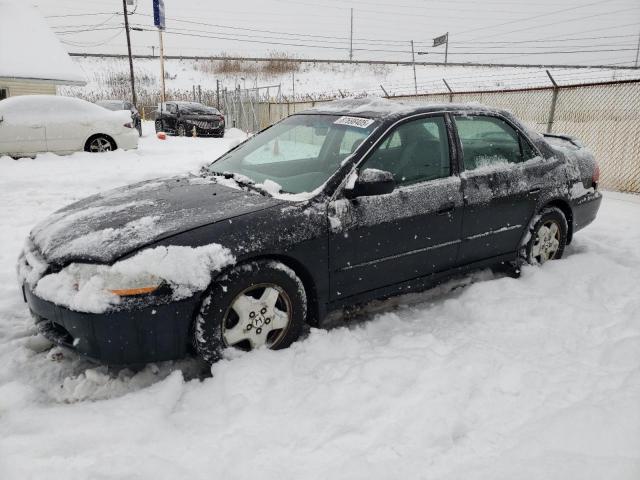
[222,285,291,350]
[532,220,560,264]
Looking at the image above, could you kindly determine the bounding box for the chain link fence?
[257,79,640,193]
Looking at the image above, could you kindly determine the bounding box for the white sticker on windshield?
[334,116,375,128]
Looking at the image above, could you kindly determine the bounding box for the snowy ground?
[0,122,639,479]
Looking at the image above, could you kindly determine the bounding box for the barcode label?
[334,116,375,128]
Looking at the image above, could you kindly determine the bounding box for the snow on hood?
[30,174,284,266]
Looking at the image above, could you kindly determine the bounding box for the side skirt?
[321,253,516,327]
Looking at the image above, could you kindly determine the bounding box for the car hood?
[30,174,284,267]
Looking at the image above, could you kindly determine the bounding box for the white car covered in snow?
[0,95,139,157]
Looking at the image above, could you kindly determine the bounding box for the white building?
[0,2,86,100]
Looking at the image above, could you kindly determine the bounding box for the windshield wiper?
[204,170,270,196]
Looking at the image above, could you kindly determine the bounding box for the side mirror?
[344,168,395,199]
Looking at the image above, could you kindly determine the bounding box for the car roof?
[298,96,503,120]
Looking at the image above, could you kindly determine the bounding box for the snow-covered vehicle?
[0,95,139,157]
[17,97,601,365]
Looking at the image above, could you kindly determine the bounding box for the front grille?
[190,120,218,130]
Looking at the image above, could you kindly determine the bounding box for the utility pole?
[411,40,417,95]
[635,28,640,68]
[292,71,295,102]
[122,0,136,106]
[159,29,166,102]
[349,8,353,61]
[445,32,449,65]
[216,79,220,110]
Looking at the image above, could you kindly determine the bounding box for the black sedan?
[154,101,225,137]
[18,98,602,365]
[96,99,142,137]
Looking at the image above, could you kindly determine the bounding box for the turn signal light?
[109,286,159,296]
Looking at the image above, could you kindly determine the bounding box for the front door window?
[361,116,451,185]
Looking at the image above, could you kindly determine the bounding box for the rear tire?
[194,260,307,364]
[84,135,115,153]
[525,207,568,265]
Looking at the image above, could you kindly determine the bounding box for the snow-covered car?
[0,95,139,157]
[95,99,142,137]
[153,101,225,137]
[18,98,602,365]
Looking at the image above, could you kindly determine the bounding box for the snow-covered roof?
[0,2,86,86]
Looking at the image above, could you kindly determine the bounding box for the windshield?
[179,103,219,115]
[209,114,378,195]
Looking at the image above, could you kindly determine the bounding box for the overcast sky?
[33,0,640,66]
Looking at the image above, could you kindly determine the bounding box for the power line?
[45,12,118,18]
[463,7,640,43]
[60,29,123,47]
[127,26,637,57]
[453,0,616,38]
[55,26,124,35]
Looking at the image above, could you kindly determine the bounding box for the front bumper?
[184,123,224,137]
[23,285,201,365]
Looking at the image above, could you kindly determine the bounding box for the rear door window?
[454,115,536,171]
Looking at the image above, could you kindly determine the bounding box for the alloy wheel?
[222,283,292,350]
[89,137,112,152]
[532,220,561,263]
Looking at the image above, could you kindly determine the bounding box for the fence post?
[443,78,454,102]
[546,70,559,133]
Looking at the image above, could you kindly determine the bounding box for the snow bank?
[34,243,235,313]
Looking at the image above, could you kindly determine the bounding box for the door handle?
[528,187,541,195]
[30,124,43,129]
[436,202,455,215]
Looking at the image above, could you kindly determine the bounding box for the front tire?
[194,260,307,363]
[154,119,163,133]
[177,123,187,137]
[526,207,568,264]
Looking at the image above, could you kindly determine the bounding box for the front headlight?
[33,262,163,313]
[32,244,235,313]
[67,263,162,297]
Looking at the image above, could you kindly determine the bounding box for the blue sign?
[153,0,165,30]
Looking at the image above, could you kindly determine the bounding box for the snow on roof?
[0,2,86,86]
